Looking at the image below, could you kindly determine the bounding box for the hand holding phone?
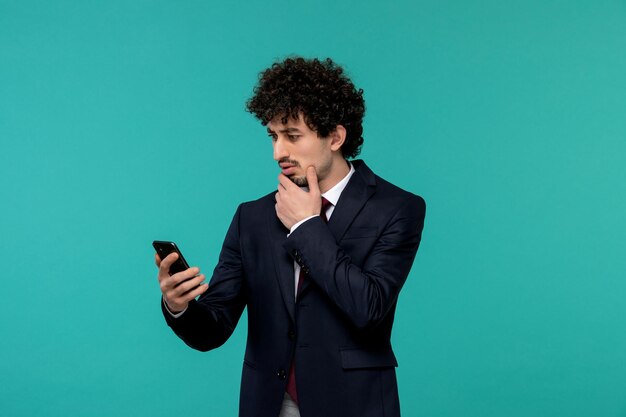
[153,240,191,275]
[153,240,208,313]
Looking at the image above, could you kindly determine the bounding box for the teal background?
[1,1,625,416]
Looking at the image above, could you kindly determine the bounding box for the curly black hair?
[246,57,365,159]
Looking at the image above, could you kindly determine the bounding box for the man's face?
[267,114,333,187]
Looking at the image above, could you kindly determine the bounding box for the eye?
[268,134,277,142]
[287,134,300,141]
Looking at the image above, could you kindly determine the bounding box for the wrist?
[163,297,185,314]
[289,214,319,235]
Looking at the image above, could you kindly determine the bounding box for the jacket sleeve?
[162,204,247,351]
[283,195,425,330]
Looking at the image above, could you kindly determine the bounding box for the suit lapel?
[299,160,376,295]
[267,201,296,323]
[326,161,376,242]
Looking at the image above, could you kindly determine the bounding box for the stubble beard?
[289,175,309,187]
[279,158,310,187]
[289,159,331,188]
[281,156,332,188]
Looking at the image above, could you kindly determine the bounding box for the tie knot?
[321,197,332,212]
[320,197,332,223]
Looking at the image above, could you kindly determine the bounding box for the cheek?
[294,139,328,165]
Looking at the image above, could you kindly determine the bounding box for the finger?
[278,173,297,190]
[163,270,201,299]
[160,252,179,270]
[171,266,200,286]
[306,166,320,195]
[176,274,206,294]
[155,253,162,267]
[157,252,180,281]
[167,275,207,303]
[181,282,209,302]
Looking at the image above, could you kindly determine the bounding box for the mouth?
[279,160,299,176]
[281,166,297,176]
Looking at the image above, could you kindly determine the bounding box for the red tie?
[319,197,332,222]
[286,197,332,404]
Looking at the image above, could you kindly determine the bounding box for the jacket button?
[277,369,287,380]
[288,329,296,340]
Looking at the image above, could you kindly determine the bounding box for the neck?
[318,157,350,193]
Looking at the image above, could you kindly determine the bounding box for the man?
[155,57,426,417]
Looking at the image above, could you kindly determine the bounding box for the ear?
[329,125,347,152]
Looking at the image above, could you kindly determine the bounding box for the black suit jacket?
[163,160,426,417]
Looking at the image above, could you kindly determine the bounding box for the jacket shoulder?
[352,159,425,208]
[238,191,276,216]
[373,174,425,209]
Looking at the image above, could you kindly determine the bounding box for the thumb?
[306,166,320,195]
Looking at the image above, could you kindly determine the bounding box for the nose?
[273,138,289,161]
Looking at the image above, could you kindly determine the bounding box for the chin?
[290,175,308,187]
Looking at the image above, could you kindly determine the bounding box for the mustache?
[278,158,300,168]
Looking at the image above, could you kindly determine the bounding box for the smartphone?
[152,240,191,276]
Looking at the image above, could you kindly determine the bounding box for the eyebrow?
[266,127,303,134]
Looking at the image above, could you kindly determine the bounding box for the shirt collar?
[322,162,355,206]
